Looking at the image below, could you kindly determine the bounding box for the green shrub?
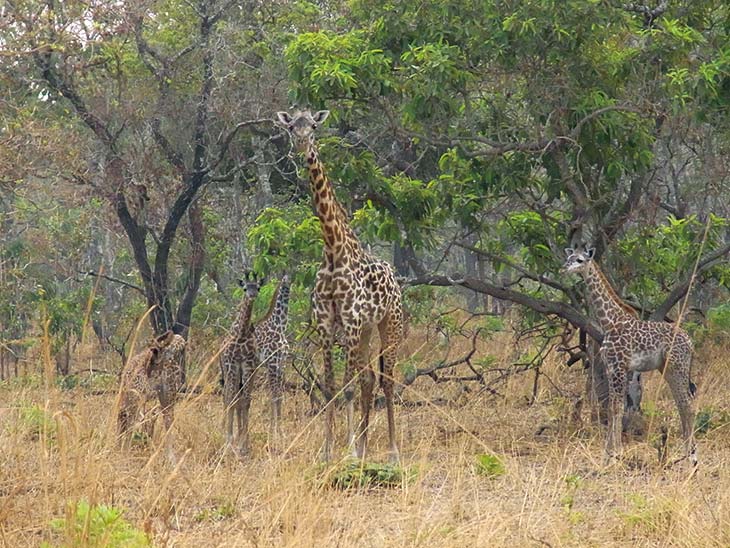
[474,454,505,478]
[707,304,730,341]
[43,500,149,548]
[327,460,417,489]
[19,404,56,441]
[0,373,43,390]
[617,494,673,536]
[693,407,730,436]
[193,499,236,523]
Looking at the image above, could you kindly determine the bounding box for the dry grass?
[2,329,730,547]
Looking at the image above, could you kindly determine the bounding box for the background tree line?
[1,1,730,405]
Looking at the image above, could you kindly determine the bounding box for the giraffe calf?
[117,330,186,458]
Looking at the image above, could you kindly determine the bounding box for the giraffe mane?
[592,262,639,318]
[308,143,365,254]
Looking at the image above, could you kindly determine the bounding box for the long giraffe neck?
[582,262,635,330]
[259,281,290,331]
[231,296,256,343]
[305,143,363,259]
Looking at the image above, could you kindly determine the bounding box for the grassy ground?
[1,329,729,547]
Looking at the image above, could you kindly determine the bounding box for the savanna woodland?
[2,0,730,546]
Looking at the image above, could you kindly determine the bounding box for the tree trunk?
[393,242,410,277]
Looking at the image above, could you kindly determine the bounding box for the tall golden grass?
[1,323,729,547]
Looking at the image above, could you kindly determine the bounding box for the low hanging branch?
[407,273,603,342]
[401,327,484,388]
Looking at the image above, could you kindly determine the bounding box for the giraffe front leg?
[605,363,627,464]
[160,405,177,465]
[313,299,336,462]
[348,325,371,459]
[342,350,356,450]
[222,365,238,452]
[267,350,285,454]
[157,388,177,465]
[237,361,255,458]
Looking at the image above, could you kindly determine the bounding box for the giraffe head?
[278,274,291,301]
[276,109,330,153]
[562,245,596,274]
[145,330,185,375]
[238,271,261,299]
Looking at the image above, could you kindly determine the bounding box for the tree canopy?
[2,0,730,365]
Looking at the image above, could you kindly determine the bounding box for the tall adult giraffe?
[276,109,403,461]
[563,245,697,466]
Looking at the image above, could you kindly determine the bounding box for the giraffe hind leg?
[349,325,372,459]
[378,312,400,462]
[605,362,627,464]
[665,359,697,467]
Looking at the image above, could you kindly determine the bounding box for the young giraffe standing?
[563,245,697,466]
[220,272,260,456]
[253,274,291,450]
[276,109,404,461]
[118,330,186,462]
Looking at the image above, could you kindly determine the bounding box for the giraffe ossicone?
[563,245,697,467]
[277,108,404,462]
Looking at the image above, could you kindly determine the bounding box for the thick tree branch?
[454,241,571,294]
[407,274,602,341]
[174,199,206,335]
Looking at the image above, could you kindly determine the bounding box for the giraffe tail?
[379,355,385,389]
[689,379,697,398]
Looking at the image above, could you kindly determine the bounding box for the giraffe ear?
[564,247,574,257]
[276,112,292,126]
[313,110,330,124]
[586,247,596,259]
[155,330,173,347]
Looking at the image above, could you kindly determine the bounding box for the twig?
[79,270,145,295]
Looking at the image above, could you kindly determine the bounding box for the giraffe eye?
[312,123,317,129]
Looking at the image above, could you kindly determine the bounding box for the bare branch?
[79,270,145,295]
[404,105,642,159]
[211,118,273,171]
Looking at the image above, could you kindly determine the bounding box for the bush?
[326,460,417,489]
[19,404,56,441]
[42,500,149,548]
[474,454,505,478]
[707,304,730,341]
